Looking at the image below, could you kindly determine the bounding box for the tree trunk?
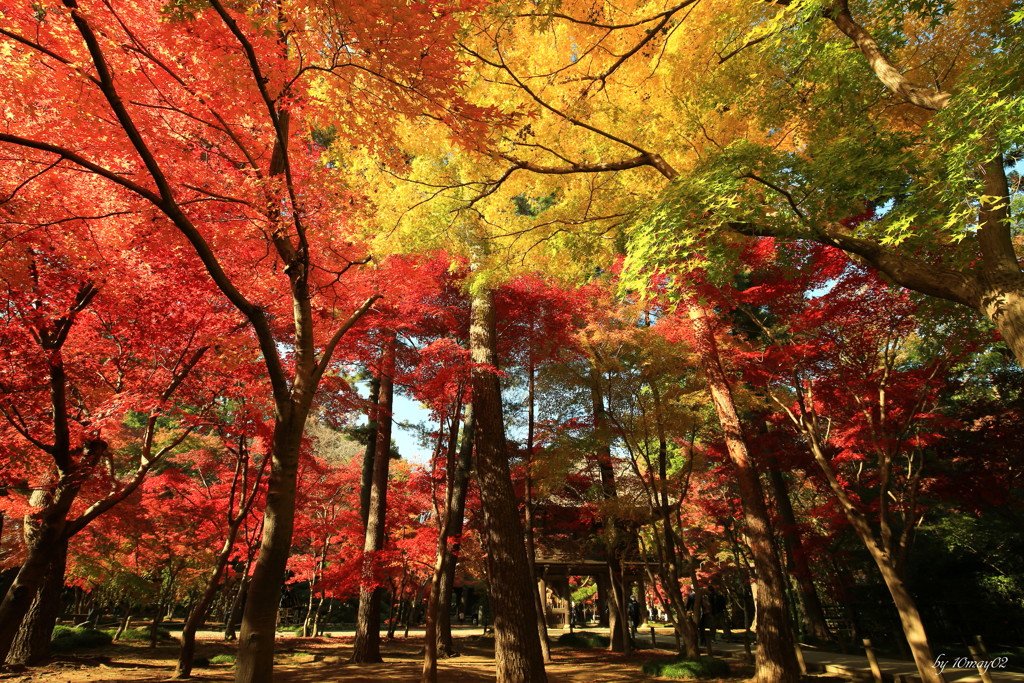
[422,525,448,682]
[687,304,800,683]
[0,485,78,665]
[651,386,701,658]
[114,611,133,641]
[312,596,327,636]
[804,434,944,683]
[437,406,474,657]
[524,355,551,663]
[469,286,548,682]
[150,601,165,649]
[176,522,245,678]
[351,335,397,663]
[225,571,251,642]
[766,465,832,643]
[360,375,382,528]
[233,415,306,683]
[606,561,630,654]
[587,367,634,654]
[8,537,68,665]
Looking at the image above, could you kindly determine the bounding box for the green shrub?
[556,631,611,648]
[641,656,731,679]
[51,626,113,652]
[117,626,174,642]
[209,653,237,666]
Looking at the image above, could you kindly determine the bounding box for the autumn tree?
[0,230,231,664]
[731,245,967,683]
[0,2,500,679]
[174,405,271,679]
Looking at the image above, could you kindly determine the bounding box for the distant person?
[627,596,641,635]
[709,587,727,641]
[700,590,713,645]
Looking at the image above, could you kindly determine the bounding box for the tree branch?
[310,294,383,391]
[827,0,951,111]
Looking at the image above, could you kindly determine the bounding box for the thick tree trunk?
[437,406,474,656]
[176,522,244,678]
[469,287,547,682]
[8,537,68,665]
[767,465,832,643]
[350,335,396,663]
[0,485,78,665]
[687,305,800,683]
[233,416,306,683]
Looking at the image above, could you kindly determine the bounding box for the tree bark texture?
[350,335,397,663]
[437,406,475,656]
[8,538,68,665]
[0,475,82,664]
[234,416,305,683]
[686,304,800,683]
[767,465,832,643]
[469,287,548,682]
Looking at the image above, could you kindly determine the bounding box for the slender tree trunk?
[114,611,133,641]
[650,386,700,658]
[524,354,551,662]
[766,464,832,643]
[422,525,448,682]
[234,414,306,683]
[225,571,251,642]
[176,522,245,678]
[686,304,800,683]
[437,406,474,656]
[351,335,397,663]
[8,537,68,665]
[587,367,633,654]
[804,434,944,683]
[469,286,547,682]
[312,596,327,636]
[388,565,408,640]
[607,560,630,654]
[360,375,382,528]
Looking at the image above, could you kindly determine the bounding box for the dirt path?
[0,633,747,683]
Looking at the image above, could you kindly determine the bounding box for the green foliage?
[50,626,113,652]
[918,513,1024,609]
[556,631,610,648]
[208,653,237,666]
[641,656,731,679]
[570,582,598,604]
[116,626,175,643]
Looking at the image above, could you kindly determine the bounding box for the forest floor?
[0,627,773,683]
